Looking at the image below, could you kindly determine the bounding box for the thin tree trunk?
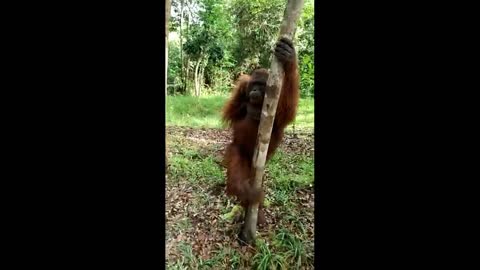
[240,0,304,245]
[200,56,208,95]
[199,62,206,96]
[198,67,202,96]
[185,58,190,95]
[183,11,190,94]
[179,0,184,93]
[165,0,171,170]
[194,59,200,97]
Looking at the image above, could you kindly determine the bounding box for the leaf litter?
[166,126,314,269]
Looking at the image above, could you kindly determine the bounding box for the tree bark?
[179,0,184,94]
[185,58,190,95]
[194,59,200,96]
[240,0,304,245]
[199,60,206,95]
[165,0,171,170]
[184,10,190,94]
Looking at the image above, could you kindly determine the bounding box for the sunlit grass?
[166,95,314,133]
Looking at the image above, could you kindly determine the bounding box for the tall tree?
[183,0,233,96]
[240,0,304,245]
[165,0,172,169]
[170,0,201,95]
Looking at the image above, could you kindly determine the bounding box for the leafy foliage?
[167,40,184,95]
[230,0,285,73]
[296,0,315,97]
[168,0,315,97]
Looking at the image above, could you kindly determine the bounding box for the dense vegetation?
[166,1,315,268]
[167,0,314,98]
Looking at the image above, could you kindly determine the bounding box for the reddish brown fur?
[222,58,299,224]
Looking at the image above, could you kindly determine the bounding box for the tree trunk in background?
[185,58,190,95]
[165,0,171,170]
[194,59,201,97]
[181,8,190,94]
[179,0,184,94]
[185,11,191,94]
[240,0,304,245]
[199,63,205,96]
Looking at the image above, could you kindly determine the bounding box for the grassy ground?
[166,95,314,269]
[166,95,314,133]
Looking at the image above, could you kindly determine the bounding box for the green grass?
[272,229,312,269]
[252,239,287,270]
[166,127,314,269]
[168,148,224,186]
[166,93,315,269]
[167,95,314,132]
[166,95,227,128]
[267,151,314,193]
[294,98,314,132]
